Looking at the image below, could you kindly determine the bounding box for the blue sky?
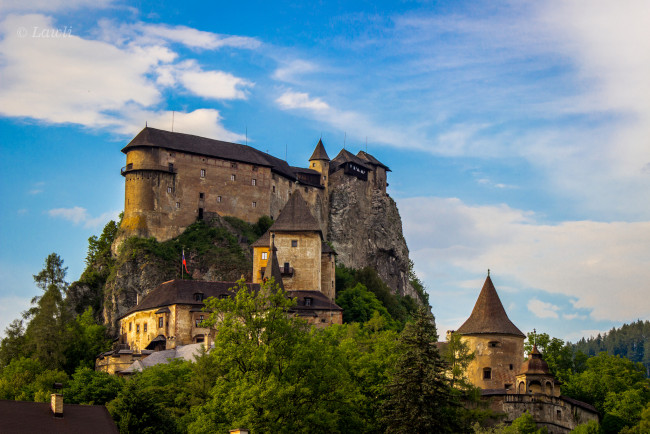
[1,0,649,342]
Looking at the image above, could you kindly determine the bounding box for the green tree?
[570,420,600,434]
[107,374,179,434]
[64,367,124,405]
[62,307,112,373]
[445,331,476,391]
[381,306,461,433]
[0,319,27,368]
[504,411,548,434]
[186,278,360,433]
[0,357,67,402]
[23,253,71,370]
[336,283,396,327]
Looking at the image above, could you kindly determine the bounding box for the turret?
[308,139,330,187]
[457,272,525,391]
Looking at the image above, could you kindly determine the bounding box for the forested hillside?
[572,320,650,376]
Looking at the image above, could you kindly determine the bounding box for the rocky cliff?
[101,217,252,334]
[328,177,416,299]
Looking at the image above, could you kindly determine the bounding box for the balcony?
[121,163,178,176]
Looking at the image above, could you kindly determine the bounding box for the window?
[252,202,257,208]
[291,240,298,247]
[312,163,316,167]
[304,187,308,193]
[136,324,140,333]
[556,410,562,420]
[284,262,290,270]
[252,179,256,186]
[167,186,172,193]
[219,294,228,300]
[252,165,258,171]
[200,169,206,177]
[168,163,174,172]
[304,297,312,306]
[158,317,163,328]
[143,323,147,332]
[199,192,204,199]
[195,315,204,327]
[272,185,276,193]
[509,364,514,370]
[217,196,222,202]
[231,162,237,169]
[483,368,491,380]
[231,174,236,181]
[262,252,268,260]
[489,341,501,348]
[176,202,180,208]
[194,293,204,302]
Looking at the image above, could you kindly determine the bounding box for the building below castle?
[453,274,599,433]
[97,192,342,375]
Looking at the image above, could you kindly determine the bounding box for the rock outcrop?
[328,177,416,299]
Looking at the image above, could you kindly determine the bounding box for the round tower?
[457,273,526,391]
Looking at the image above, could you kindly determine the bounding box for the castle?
[117,127,389,245]
[97,191,342,374]
[454,274,599,433]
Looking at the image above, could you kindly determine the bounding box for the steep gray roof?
[122,127,297,181]
[357,151,391,171]
[262,235,285,291]
[269,192,322,234]
[120,280,249,318]
[457,275,525,337]
[330,149,371,171]
[309,139,330,161]
[121,343,205,373]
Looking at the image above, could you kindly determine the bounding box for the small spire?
[487,268,490,277]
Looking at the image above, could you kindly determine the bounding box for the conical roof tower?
[309,139,330,161]
[457,273,525,337]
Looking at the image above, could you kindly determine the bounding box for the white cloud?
[48,207,120,228]
[276,91,330,111]
[528,299,560,319]
[399,196,650,323]
[118,107,245,142]
[133,23,261,50]
[273,60,318,83]
[179,67,253,100]
[0,14,251,138]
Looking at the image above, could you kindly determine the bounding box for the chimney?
[51,393,63,417]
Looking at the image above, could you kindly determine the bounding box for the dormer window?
[304,297,313,306]
[194,292,204,302]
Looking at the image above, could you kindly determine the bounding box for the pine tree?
[381,306,460,433]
